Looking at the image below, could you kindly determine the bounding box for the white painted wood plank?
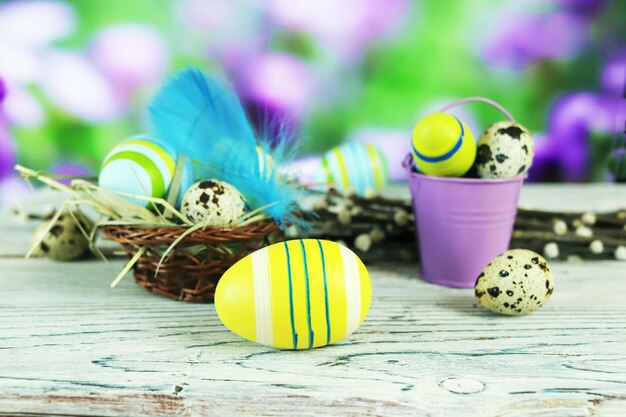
[0,216,37,258]
[518,183,626,212]
[1,186,625,416]
[1,259,625,416]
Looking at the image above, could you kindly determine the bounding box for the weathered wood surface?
[1,185,626,417]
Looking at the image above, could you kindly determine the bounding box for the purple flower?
[179,0,265,72]
[50,161,94,185]
[554,0,609,16]
[0,0,76,85]
[0,0,76,48]
[2,81,46,127]
[265,0,409,61]
[240,53,318,117]
[482,11,589,68]
[40,51,125,122]
[0,124,16,181]
[0,76,17,181]
[90,24,169,92]
[0,77,5,102]
[601,51,626,96]
[537,92,619,181]
[525,133,560,182]
[0,1,78,125]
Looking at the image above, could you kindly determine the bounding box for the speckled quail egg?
[475,121,534,179]
[181,180,245,227]
[474,249,554,316]
[32,211,92,261]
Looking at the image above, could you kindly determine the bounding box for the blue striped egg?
[321,142,389,195]
[215,239,372,350]
[99,137,175,207]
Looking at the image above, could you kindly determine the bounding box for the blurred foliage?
[1,0,624,183]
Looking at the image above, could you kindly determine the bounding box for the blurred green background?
[1,0,625,206]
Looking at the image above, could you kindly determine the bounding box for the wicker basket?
[102,221,282,302]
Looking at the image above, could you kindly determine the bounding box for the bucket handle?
[406,96,516,177]
[438,96,515,122]
[403,153,416,181]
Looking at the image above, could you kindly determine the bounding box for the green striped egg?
[99,138,176,207]
[321,142,389,196]
[215,239,372,350]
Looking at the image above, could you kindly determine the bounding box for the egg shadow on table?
[433,289,499,318]
[436,289,534,319]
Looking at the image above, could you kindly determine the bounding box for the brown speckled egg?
[475,121,534,179]
[474,249,554,316]
[181,179,245,227]
[32,211,92,261]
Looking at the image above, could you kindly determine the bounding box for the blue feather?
[148,67,307,228]
[148,67,259,177]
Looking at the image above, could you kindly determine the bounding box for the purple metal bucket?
[404,155,525,288]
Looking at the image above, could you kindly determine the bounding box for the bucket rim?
[403,153,527,184]
[409,170,527,184]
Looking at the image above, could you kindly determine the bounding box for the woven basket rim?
[100,219,283,301]
[101,219,280,245]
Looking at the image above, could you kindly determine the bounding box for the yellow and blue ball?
[99,138,176,207]
[411,113,476,177]
[321,142,389,195]
[215,239,372,350]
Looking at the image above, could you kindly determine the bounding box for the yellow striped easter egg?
[99,137,176,207]
[215,239,372,349]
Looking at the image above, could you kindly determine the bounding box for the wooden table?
[1,185,626,417]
